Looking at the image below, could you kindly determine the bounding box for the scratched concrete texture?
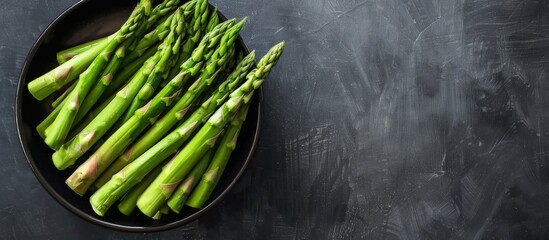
[2,0,549,239]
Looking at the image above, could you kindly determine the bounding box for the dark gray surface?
[2,0,549,239]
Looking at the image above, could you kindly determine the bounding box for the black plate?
[15,0,262,232]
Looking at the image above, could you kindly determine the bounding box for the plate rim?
[15,0,263,232]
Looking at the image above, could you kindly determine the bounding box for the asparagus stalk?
[89,50,257,216]
[52,43,164,170]
[66,12,217,196]
[94,50,255,189]
[44,4,148,150]
[181,0,211,63]
[186,104,250,209]
[205,7,219,33]
[56,37,108,64]
[73,41,131,128]
[136,42,285,217]
[120,9,186,124]
[117,162,164,216]
[163,0,214,87]
[167,149,213,213]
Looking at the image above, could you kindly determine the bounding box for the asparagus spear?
[93,51,255,189]
[117,162,164,216]
[66,13,221,196]
[186,104,249,209]
[163,0,214,87]
[142,3,189,85]
[72,41,131,128]
[205,7,219,33]
[120,9,186,124]
[167,149,213,213]
[44,3,148,150]
[180,0,211,64]
[89,50,258,216]
[136,42,285,217]
[56,37,108,64]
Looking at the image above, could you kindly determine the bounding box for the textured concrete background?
[3,0,549,239]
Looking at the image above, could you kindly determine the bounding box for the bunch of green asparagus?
[27,0,284,219]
